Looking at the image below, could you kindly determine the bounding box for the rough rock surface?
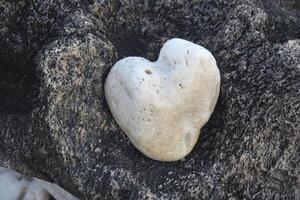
[0,0,299,199]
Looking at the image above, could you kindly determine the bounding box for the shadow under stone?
[0,60,39,115]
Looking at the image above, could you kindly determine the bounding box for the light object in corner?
[105,38,220,162]
[0,167,79,200]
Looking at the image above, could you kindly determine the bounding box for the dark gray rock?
[0,0,299,199]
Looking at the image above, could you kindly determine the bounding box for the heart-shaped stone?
[105,38,220,161]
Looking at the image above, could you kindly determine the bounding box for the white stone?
[0,167,78,200]
[105,38,220,161]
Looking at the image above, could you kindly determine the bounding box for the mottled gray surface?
[0,0,299,199]
[0,167,79,200]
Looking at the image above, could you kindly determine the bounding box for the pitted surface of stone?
[105,38,220,161]
[0,0,299,199]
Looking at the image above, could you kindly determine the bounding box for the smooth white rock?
[105,38,220,161]
[0,167,79,200]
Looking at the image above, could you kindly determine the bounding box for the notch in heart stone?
[105,38,220,162]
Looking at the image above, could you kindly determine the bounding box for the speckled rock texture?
[0,0,299,199]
